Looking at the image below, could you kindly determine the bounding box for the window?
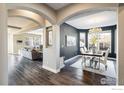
[88,30,111,52]
[80,32,85,47]
[99,31,111,52]
[88,33,97,49]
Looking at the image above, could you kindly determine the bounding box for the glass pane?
[88,33,99,50]
[80,33,85,47]
[88,30,111,52]
[99,31,111,52]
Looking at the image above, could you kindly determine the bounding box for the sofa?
[21,48,42,60]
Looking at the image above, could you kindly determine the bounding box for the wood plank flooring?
[8,54,116,85]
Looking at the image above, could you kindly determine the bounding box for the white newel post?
[0,4,8,85]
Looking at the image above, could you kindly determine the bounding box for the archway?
[8,9,44,27]
[7,3,56,25]
[57,3,117,24]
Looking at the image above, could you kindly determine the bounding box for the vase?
[92,44,96,54]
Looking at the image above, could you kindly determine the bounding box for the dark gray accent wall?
[60,23,79,60]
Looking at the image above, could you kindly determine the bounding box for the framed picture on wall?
[65,35,76,47]
[46,26,53,47]
[33,37,41,46]
[25,37,33,47]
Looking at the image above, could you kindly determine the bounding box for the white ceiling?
[46,3,71,10]
[8,17,37,28]
[8,17,39,34]
[65,11,117,29]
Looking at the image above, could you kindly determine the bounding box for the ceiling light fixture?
[89,27,102,33]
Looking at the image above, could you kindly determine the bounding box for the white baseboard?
[64,55,81,63]
[42,65,60,73]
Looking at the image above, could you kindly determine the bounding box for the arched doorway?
[57,3,117,24]
[7,4,57,85]
[59,4,117,85]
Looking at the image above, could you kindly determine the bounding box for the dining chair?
[80,47,86,62]
[99,48,110,70]
[83,46,88,52]
[80,47,85,54]
[80,46,93,67]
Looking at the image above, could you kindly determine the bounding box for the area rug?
[70,58,116,78]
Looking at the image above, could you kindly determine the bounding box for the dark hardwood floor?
[8,54,116,85]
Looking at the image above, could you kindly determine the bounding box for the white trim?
[42,65,60,73]
[64,55,81,63]
[59,56,65,69]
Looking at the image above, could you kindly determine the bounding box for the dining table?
[81,51,104,69]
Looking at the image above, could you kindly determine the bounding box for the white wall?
[8,33,13,54]
[118,5,124,85]
[13,33,42,54]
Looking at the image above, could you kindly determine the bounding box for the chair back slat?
[104,48,110,63]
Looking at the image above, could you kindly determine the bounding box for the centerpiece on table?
[89,27,102,54]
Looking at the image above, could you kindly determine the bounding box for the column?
[43,24,61,73]
[118,5,124,85]
[0,4,8,85]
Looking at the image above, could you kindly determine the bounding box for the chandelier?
[89,27,102,33]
